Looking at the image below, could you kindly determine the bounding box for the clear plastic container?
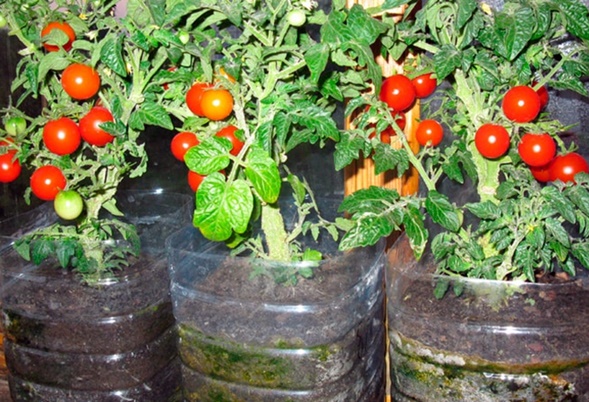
[167,216,386,402]
[0,190,191,401]
[387,233,589,401]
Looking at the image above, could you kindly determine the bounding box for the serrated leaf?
[403,205,428,258]
[100,36,127,77]
[456,0,477,30]
[245,147,281,204]
[434,44,462,81]
[558,0,589,40]
[425,191,462,232]
[185,138,231,175]
[38,53,70,84]
[31,240,55,265]
[55,239,78,268]
[542,186,576,223]
[545,217,571,248]
[339,186,400,215]
[572,242,589,269]
[339,215,395,250]
[305,43,329,85]
[465,201,500,220]
[133,101,174,130]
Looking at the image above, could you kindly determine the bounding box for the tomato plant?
[379,74,416,112]
[416,119,443,146]
[43,117,81,155]
[215,125,243,156]
[171,131,199,161]
[517,133,556,167]
[502,86,541,123]
[79,107,115,146]
[0,151,21,183]
[201,88,234,121]
[411,73,436,99]
[186,83,211,116]
[4,116,26,136]
[474,123,510,159]
[61,63,101,100]
[54,190,84,220]
[41,21,76,52]
[549,152,589,183]
[30,165,67,201]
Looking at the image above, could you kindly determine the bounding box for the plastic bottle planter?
[0,191,191,401]
[387,234,589,401]
[167,226,386,402]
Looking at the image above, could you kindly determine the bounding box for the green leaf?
[493,5,535,60]
[465,201,501,220]
[31,240,55,265]
[403,204,428,259]
[185,138,231,175]
[545,217,571,248]
[425,191,462,232]
[339,186,400,215]
[565,185,589,217]
[542,186,576,224]
[193,173,254,241]
[100,36,127,77]
[305,43,329,85]
[130,101,174,130]
[572,242,589,269]
[558,0,589,40]
[339,215,395,250]
[55,239,79,268]
[433,44,462,81]
[244,147,281,204]
[456,0,477,30]
[38,53,70,84]
[334,132,365,171]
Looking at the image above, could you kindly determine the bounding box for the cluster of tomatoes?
[171,77,243,191]
[0,21,113,220]
[374,72,442,146]
[474,84,588,183]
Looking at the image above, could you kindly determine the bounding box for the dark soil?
[0,248,181,400]
[387,235,589,402]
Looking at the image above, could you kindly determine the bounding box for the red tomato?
[474,123,510,159]
[379,74,416,112]
[30,165,67,201]
[411,73,436,99]
[536,84,549,109]
[391,112,406,131]
[501,86,541,123]
[0,151,21,183]
[215,125,243,156]
[416,119,443,146]
[549,152,589,183]
[530,164,552,182]
[41,21,76,52]
[188,170,206,192]
[201,89,234,121]
[171,132,199,161]
[43,117,81,155]
[61,63,101,100]
[186,83,212,116]
[517,133,556,167]
[79,107,115,146]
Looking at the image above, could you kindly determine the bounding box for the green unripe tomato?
[286,10,306,27]
[54,190,84,220]
[4,117,27,136]
[0,15,7,29]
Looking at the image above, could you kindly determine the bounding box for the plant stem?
[261,203,291,261]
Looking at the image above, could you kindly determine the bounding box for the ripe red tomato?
[411,73,436,99]
[379,74,416,112]
[416,119,443,146]
[61,63,101,100]
[188,170,206,192]
[501,86,541,123]
[201,88,234,121]
[79,107,115,146]
[171,132,199,161]
[530,164,552,182]
[43,117,81,155]
[536,84,549,109]
[0,151,21,183]
[41,21,76,52]
[54,190,84,220]
[549,152,589,183]
[215,125,243,156]
[474,123,510,159]
[517,133,556,167]
[186,83,212,116]
[30,165,67,201]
